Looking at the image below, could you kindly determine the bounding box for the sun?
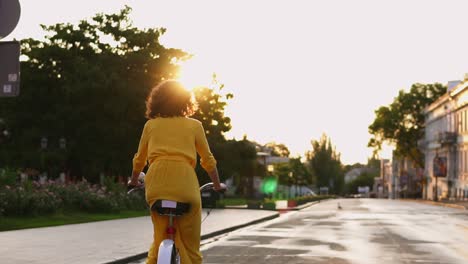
[176,57,214,91]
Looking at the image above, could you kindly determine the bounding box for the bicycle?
[128,173,226,264]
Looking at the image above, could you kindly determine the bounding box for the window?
[465,150,468,173]
[459,150,463,174]
[465,110,468,132]
[457,112,462,133]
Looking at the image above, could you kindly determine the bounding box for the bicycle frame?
[128,175,226,264]
[157,207,181,264]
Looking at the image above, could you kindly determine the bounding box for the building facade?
[391,156,424,198]
[422,77,468,201]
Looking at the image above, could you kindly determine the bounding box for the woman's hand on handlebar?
[213,183,227,192]
[128,178,142,188]
[128,171,145,188]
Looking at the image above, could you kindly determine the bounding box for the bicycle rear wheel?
[170,245,180,264]
[158,239,180,264]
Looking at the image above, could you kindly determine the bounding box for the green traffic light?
[261,176,277,194]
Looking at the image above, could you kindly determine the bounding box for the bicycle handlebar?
[127,172,227,194]
[199,182,227,193]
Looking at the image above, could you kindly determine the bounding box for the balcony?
[438,132,457,145]
[417,139,427,149]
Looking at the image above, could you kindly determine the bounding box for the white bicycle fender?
[157,239,176,264]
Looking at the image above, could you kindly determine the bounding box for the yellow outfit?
[132,117,217,264]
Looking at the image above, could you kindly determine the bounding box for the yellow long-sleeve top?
[132,117,217,173]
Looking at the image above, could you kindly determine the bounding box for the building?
[422,76,468,201]
[344,167,372,183]
[391,156,424,198]
[375,159,392,198]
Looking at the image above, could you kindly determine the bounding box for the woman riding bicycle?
[129,80,222,264]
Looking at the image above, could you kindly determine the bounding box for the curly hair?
[145,80,197,119]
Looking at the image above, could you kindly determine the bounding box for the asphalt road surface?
[131,198,468,264]
[200,199,468,264]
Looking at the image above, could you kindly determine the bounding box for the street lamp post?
[267,164,274,199]
[296,176,299,197]
[288,172,293,198]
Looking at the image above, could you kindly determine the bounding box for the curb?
[200,212,279,240]
[226,198,331,212]
[103,212,280,264]
[295,199,332,210]
[402,199,467,210]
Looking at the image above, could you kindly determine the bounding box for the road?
[132,199,468,264]
[200,199,468,264]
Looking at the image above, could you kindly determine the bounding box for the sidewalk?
[0,209,278,264]
[403,199,468,210]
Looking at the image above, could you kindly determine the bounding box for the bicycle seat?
[152,199,191,216]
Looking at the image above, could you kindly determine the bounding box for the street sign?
[433,156,447,177]
[358,186,370,193]
[0,41,20,97]
[0,0,21,39]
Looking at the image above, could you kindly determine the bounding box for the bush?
[247,200,262,209]
[0,182,62,216]
[0,178,147,217]
[0,168,17,186]
[292,194,335,205]
[262,199,276,210]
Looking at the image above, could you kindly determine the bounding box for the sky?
[5,0,468,164]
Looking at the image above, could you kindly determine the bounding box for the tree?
[265,142,290,157]
[344,171,376,195]
[367,155,381,170]
[274,157,311,186]
[0,7,259,188]
[0,7,189,180]
[215,138,258,196]
[191,77,236,182]
[368,83,446,167]
[191,76,233,144]
[306,134,344,194]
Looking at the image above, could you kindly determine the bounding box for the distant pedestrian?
[129,80,223,264]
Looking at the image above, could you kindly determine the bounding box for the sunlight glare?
[177,57,214,91]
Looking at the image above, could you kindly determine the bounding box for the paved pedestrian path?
[402,199,468,210]
[0,209,278,264]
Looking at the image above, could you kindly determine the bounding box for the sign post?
[0,41,20,97]
[0,0,22,97]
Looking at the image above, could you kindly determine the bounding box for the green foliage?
[195,131,258,197]
[102,175,126,194]
[0,210,149,231]
[273,157,311,186]
[262,200,276,210]
[0,182,62,216]
[246,200,262,209]
[306,134,344,194]
[344,171,377,194]
[0,180,146,217]
[0,7,259,192]
[368,83,446,167]
[192,77,233,144]
[220,198,247,206]
[265,142,290,157]
[191,77,260,192]
[0,168,17,186]
[0,6,188,180]
[367,156,381,170]
[292,195,335,206]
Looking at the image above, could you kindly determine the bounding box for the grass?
[0,210,150,232]
[221,198,247,206]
